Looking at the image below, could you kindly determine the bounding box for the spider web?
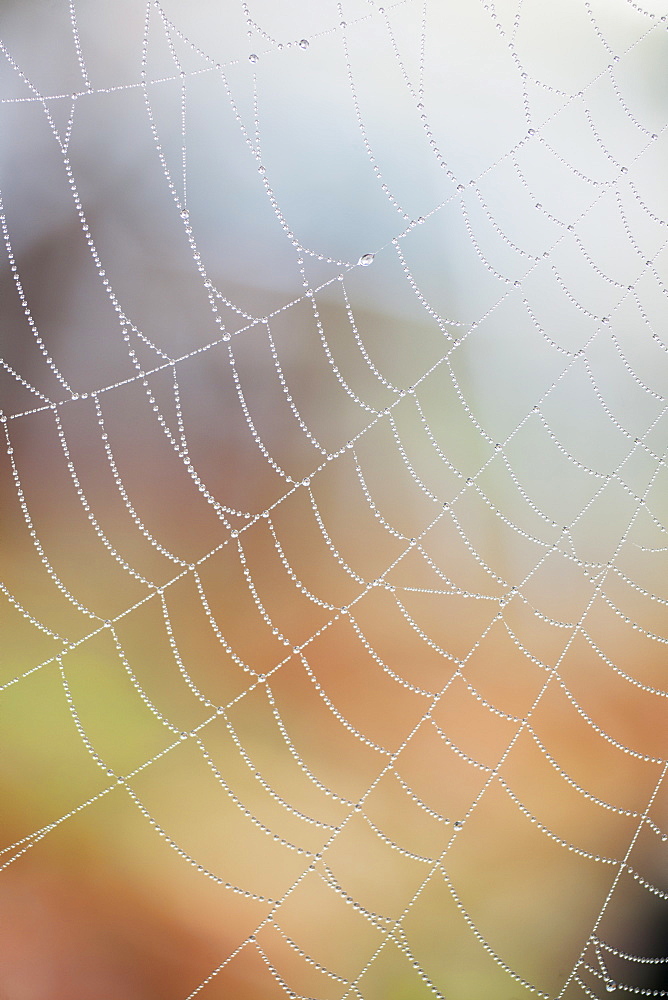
[1,1,668,998]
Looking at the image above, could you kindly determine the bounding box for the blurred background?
[1,1,668,997]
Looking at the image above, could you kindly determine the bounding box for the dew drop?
[453,820,464,831]
[298,38,309,49]
[359,253,375,266]
[606,983,616,993]
[249,53,259,64]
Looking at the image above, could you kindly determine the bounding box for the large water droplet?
[606,983,616,993]
[359,253,375,266]
[298,38,309,49]
[249,53,259,64]
[453,820,464,831]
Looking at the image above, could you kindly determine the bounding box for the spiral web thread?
[1,1,668,997]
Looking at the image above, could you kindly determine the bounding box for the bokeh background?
[1,1,668,998]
